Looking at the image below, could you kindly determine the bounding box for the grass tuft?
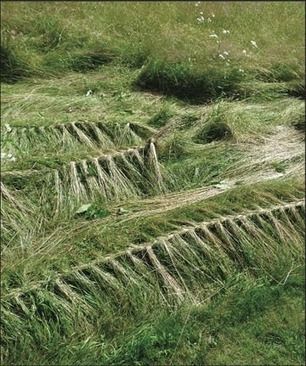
[148,106,174,128]
[69,48,116,72]
[194,120,233,144]
[135,60,244,102]
[0,45,29,83]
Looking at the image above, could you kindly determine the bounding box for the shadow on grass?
[0,45,30,83]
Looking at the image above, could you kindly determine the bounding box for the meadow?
[0,2,305,365]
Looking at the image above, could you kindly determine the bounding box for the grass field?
[1,2,305,365]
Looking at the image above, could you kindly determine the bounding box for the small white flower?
[239,68,244,73]
[207,17,212,22]
[1,152,16,162]
[200,11,203,15]
[211,13,215,17]
[250,40,258,48]
[86,89,93,97]
[218,54,225,60]
[223,51,229,56]
[222,29,230,34]
[209,33,218,38]
[197,16,205,23]
[195,1,200,6]
[4,123,12,132]
[242,49,247,55]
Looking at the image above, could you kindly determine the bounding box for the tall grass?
[1,3,305,364]
[1,199,304,365]
[1,2,304,99]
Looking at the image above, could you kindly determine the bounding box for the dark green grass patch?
[69,48,116,72]
[287,80,305,100]
[194,121,233,144]
[135,60,244,103]
[0,45,29,83]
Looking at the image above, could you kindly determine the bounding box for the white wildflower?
[218,54,225,60]
[1,152,16,162]
[222,29,230,34]
[207,17,212,22]
[239,68,244,73]
[86,90,93,97]
[197,16,205,23]
[200,11,203,15]
[250,40,258,48]
[195,1,200,6]
[211,12,215,17]
[242,49,247,55]
[223,51,229,56]
[209,33,218,38]
[4,123,12,132]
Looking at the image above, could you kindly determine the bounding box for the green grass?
[2,270,304,366]
[1,2,305,99]
[135,59,243,102]
[1,2,305,365]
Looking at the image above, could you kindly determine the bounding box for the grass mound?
[135,60,244,102]
[287,80,305,99]
[292,116,305,132]
[69,48,116,72]
[0,45,28,83]
[194,120,233,144]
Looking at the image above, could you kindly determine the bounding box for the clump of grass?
[34,16,65,52]
[194,120,233,144]
[286,80,305,99]
[148,106,174,128]
[0,45,29,83]
[194,98,305,142]
[292,117,305,132]
[256,63,302,83]
[135,60,243,102]
[159,133,189,161]
[69,48,116,72]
